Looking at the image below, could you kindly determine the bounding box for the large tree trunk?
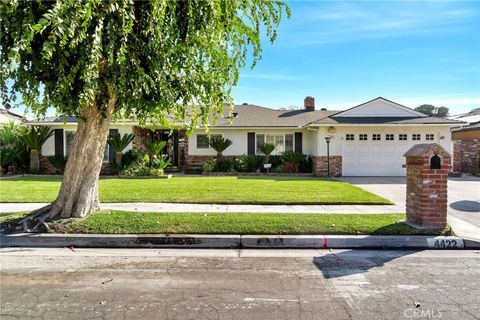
[47,93,116,219]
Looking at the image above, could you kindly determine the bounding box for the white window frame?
[196,133,222,149]
[412,134,421,141]
[346,134,354,141]
[386,134,394,141]
[372,134,381,141]
[255,133,294,155]
[399,134,407,141]
[426,134,434,141]
[359,134,368,141]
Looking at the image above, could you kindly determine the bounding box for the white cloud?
[287,2,478,45]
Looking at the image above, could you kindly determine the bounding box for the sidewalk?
[0,202,404,214]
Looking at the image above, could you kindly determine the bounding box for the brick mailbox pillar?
[403,143,451,229]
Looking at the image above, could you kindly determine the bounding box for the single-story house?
[29,97,461,176]
[0,108,25,124]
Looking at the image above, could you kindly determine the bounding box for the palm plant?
[0,146,23,176]
[143,140,167,165]
[18,126,54,174]
[107,133,134,167]
[0,122,28,173]
[208,137,233,159]
[260,143,275,164]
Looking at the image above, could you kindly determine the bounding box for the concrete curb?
[1,233,479,249]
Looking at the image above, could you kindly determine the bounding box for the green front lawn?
[0,176,391,204]
[49,211,446,235]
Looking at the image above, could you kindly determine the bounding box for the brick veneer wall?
[185,155,236,168]
[453,139,479,174]
[311,156,342,177]
[132,126,150,153]
[131,126,188,169]
[404,144,451,229]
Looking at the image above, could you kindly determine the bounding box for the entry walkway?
[1,202,403,214]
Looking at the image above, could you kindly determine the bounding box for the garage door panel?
[342,133,411,176]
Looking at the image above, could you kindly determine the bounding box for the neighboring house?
[0,108,25,124]
[452,122,480,174]
[448,109,480,174]
[29,97,461,176]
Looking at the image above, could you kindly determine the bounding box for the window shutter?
[173,131,179,166]
[109,129,118,163]
[54,129,64,158]
[247,132,255,155]
[295,132,302,153]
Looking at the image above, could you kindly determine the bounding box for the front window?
[426,134,434,141]
[256,134,293,154]
[412,134,421,141]
[196,134,221,149]
[386,134,394,141]
[359,134,368,141]
[346,134,354,141]
[399,134,407,141]
[372,134,381,141]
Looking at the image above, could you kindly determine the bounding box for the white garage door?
[342,133,416,176]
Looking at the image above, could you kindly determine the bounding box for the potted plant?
[260,143,275,173]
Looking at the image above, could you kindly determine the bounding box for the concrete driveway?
[339,176,480,240]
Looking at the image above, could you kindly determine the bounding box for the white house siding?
[40,124,134,157]
[188,128,314,156]
[312,125,452,176]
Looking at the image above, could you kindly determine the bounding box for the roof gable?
[333,97,427,118]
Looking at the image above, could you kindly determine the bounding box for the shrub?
[120,152,171,176]
[203,160,216,172]
[246,155,263,172]
[121,149,140,169]
[215,158,233,172]
[282,161,297,173]
[46,155,68,173]
[299,156,313,173]
[234,155,248,172]
[272,165,284,173]
[269,155,282,168]
[281,151,306,173]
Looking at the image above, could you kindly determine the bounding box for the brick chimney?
[304,96,315,111]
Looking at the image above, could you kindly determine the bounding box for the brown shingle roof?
[209,104,337,128]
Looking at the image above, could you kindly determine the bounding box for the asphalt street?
[1,248,479,320]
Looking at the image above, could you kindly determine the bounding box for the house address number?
[426,237,464,249]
